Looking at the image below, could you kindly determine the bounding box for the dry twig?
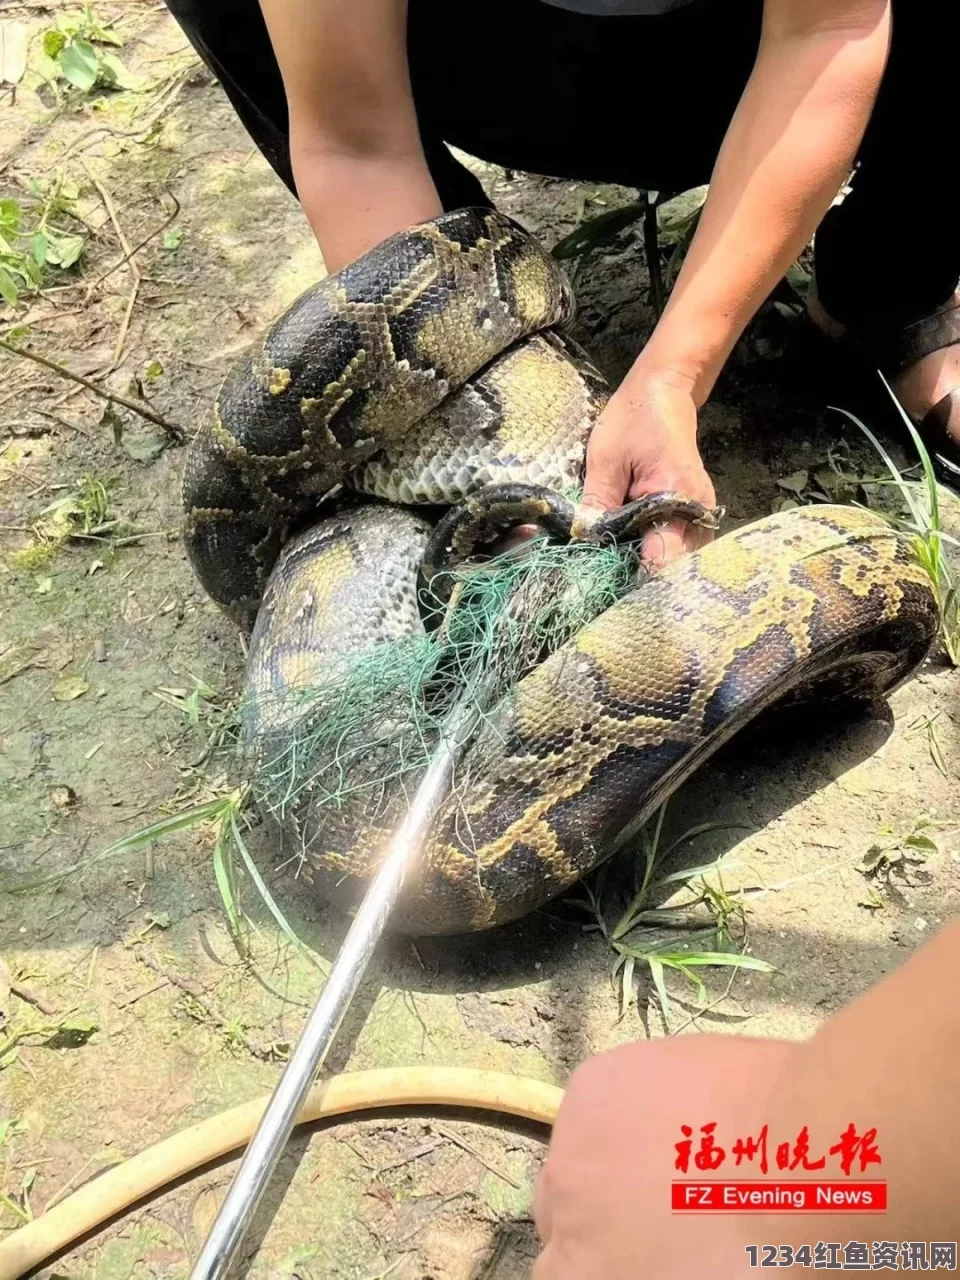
[86,191,180,293]
[0,336,184,440]
[10,981,58,1017]
[82,161,139,368]
[434,1125,522,1189]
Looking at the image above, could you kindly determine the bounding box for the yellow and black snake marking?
[182,209,582,628]
[182,210,940,936]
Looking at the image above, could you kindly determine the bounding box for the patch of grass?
[8,542,55,572]
[907,713,949,779]
[837,384,960,664]
[686,865,748,951]
[572,804,773,1028]
[39,471,118,542]
[66,471,114,532]
[9,471,146,571]
[9,787,325,975]
[152,675,238,767]
[221,1016,249,1054]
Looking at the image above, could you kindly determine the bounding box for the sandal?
[802,292,960,488]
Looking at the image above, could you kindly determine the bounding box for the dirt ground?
[2,5,959,1278]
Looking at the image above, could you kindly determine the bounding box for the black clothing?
[165,0,960,329]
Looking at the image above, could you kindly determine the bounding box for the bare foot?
[808,291,960,430]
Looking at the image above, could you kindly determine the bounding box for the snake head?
[572,493,724,544]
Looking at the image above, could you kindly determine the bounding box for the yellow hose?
[0,1067,562,1280]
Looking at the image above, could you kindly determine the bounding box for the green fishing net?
[244,537,643,831]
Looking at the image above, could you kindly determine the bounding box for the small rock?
[49,785,78,810]
[93,638,107,662]
[122,429,168,464]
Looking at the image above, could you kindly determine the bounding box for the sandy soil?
[1,5,959,1278]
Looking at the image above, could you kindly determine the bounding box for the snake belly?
[183,210,940,937]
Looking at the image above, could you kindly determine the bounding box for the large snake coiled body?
[182,209,940,936]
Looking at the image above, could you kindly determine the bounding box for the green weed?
[152,675,238,766]
[0,177,87,306]
[861,815,943,887]
[38,4,138,96]
[907,713,949,779]
[573,805,773,1027]
[0,1180,34,1227]
[9,543,55,573]
[221,1017,249,1054]
[10,472,134,570]
[0,1119,25,1153]
[9,787,325,974]
[152,678,218,727]
[69,472,115,533]
[0,1117,31,1227]
[838,385,960,663]
[0,1014,97,1074]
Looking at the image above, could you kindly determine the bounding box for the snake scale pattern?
[182,208,940,936]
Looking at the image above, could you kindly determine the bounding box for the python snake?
[182,208,940,936]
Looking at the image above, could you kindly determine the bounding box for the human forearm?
[756,917,960,1251]
[260,0,442,272]
[633,1,890,407]
[292,146,442,274]
[534,919,960,1278]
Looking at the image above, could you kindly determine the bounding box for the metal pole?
[189,690,482,1280]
